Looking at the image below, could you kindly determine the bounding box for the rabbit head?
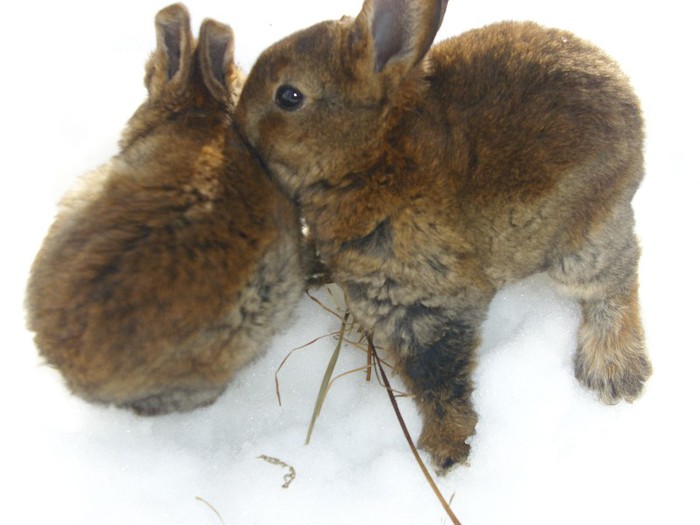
[121,3,244,150]
[234,0,447,197]
[26,4,305,415]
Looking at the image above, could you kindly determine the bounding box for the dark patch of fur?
[339,219,393,258]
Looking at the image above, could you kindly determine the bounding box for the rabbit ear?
[358,0,448,73]
[147,3,194,96]
[197,19,235,104]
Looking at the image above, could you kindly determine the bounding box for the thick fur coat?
[26,4,306,414]
[234,0,651,471]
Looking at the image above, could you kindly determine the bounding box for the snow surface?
[2,1,699,524]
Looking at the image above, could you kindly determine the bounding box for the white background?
[2,1,698,523]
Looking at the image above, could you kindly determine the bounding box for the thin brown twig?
[368,336,462,525]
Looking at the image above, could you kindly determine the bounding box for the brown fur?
[234,0,651,472]
[26,4,306,415]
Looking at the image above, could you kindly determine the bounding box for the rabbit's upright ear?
[146,3,194,97]
[197,19,235,105]
[357,0,448,74]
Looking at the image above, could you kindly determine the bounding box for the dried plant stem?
[305,311,351,445]
[195,496,225,525]
[275,332,340,406]
[258,455,297,489]
[325,365,372,395]
[365,341,373,382]
[368,336,462,525]
[306,288,344,320]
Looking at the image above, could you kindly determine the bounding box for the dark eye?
[275,85,305,111]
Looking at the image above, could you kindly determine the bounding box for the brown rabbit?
[233,0,651,471]
[26,4,306,415]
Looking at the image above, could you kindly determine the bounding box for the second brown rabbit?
[26,4,307,415]
[234,0,652,471]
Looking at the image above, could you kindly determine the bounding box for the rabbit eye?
[275,85,305,111]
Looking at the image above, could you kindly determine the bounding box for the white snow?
[2,1,698,524]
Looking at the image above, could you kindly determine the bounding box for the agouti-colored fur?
[233,0,651,471]
[26,4,306,415]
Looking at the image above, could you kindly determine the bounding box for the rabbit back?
[419,21,644,280]
[27,109,303,413]
[26,5,305,414]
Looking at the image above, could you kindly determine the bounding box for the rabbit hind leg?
[548,203,651,404]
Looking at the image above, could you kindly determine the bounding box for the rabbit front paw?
[575,288,651,404]
[416,398,477,474]
[419,427,472,474]
[575,349,651,404]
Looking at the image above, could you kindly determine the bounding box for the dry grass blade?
[368,336,462,525]
[195,496,225,525]
[275,332,340,406]
[306,288,344,320]
[305,310,351,445]
[370,354,413,398]
[325,365,372,393]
